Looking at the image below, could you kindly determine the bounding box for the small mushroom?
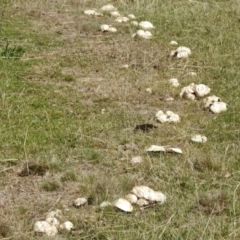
[171,46,191,59]
[136,198,149,207]
[131,21,139,26]
[132,186,165,202]
[114,198,133,212]
[203,95,221,108]
[128,14,136,19]
[46,209,62,219]
[209,102,227,113]
[193,84,211,97]
[132,30,152,39]
[191,135,207,143]
[110,11,121,17]
[169,78,180,87]
[154,191,167,203]
[156,110,180,123]
[73,198,87,208]
[130,156,143,164]
[84,10,103,16]
[100,4,117,12]
[139,21,155,30]
[59,221,74,231]
[99,201,112,208]
[100,24,117,32]
[146,145,166,153]
[125,193,138,204]
[34,221,58,237]
[170,40,178,45]
[46,217,60,227]
[166,147,183,154]
[115,16,129,23]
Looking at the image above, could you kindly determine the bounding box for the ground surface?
[0,0,240,239]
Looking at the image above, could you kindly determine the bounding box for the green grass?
[0,0,240,239]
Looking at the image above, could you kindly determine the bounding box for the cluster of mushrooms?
[34,210,73,237]
[108,186,166,212]
[84,4,155,39]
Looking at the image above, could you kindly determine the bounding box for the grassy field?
[0,0,240,239]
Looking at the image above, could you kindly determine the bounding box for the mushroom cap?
[191,135,207,143]
[131,186,159,202]
[125,193,138,204]
[209,102,227,113]
[73,197,87,207]
[194,84,211,97]
[59,221,74,231]
[100,4,117,12]
[146,145,166,152]
[139,21,155,30]
[114,198,133,212]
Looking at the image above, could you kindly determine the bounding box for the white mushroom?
[179,84,196,100]
[34,221,58,237]
[136,198,149,207]
[156,110,180,123]
[146,145,166,152]
[177,46,191,55]
[46,209,62,219]
[193,84,211,97]
[169,78,180,87]
[73,198,87,208]
[166,147,183,154]
[125,193,138,204]
[132,30,152,39]
[170,40,178,45]
[139,21,155,30]
[84,10,103,16]
[131,21,139,26]
[115,16,129,23]
[171,46,191,59]
[132,186,157,201]
[100,4,117,12]
[114,198,133,212]
[145,87,152,94]
[191,135,207,143]
[99,201,112,208]
[59,221,74,231]
[130,156,143,164]
[131,186,165,202]
[203,95,221,108]
[45,217,60,227]
[110,11,121,17]
[128,14,136,19]
[209,102,227,113]
[100,24,117,32]
[186,71,197,76]
[177,51,190,59]
[155,110,168,123]
[154,191,167,203]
